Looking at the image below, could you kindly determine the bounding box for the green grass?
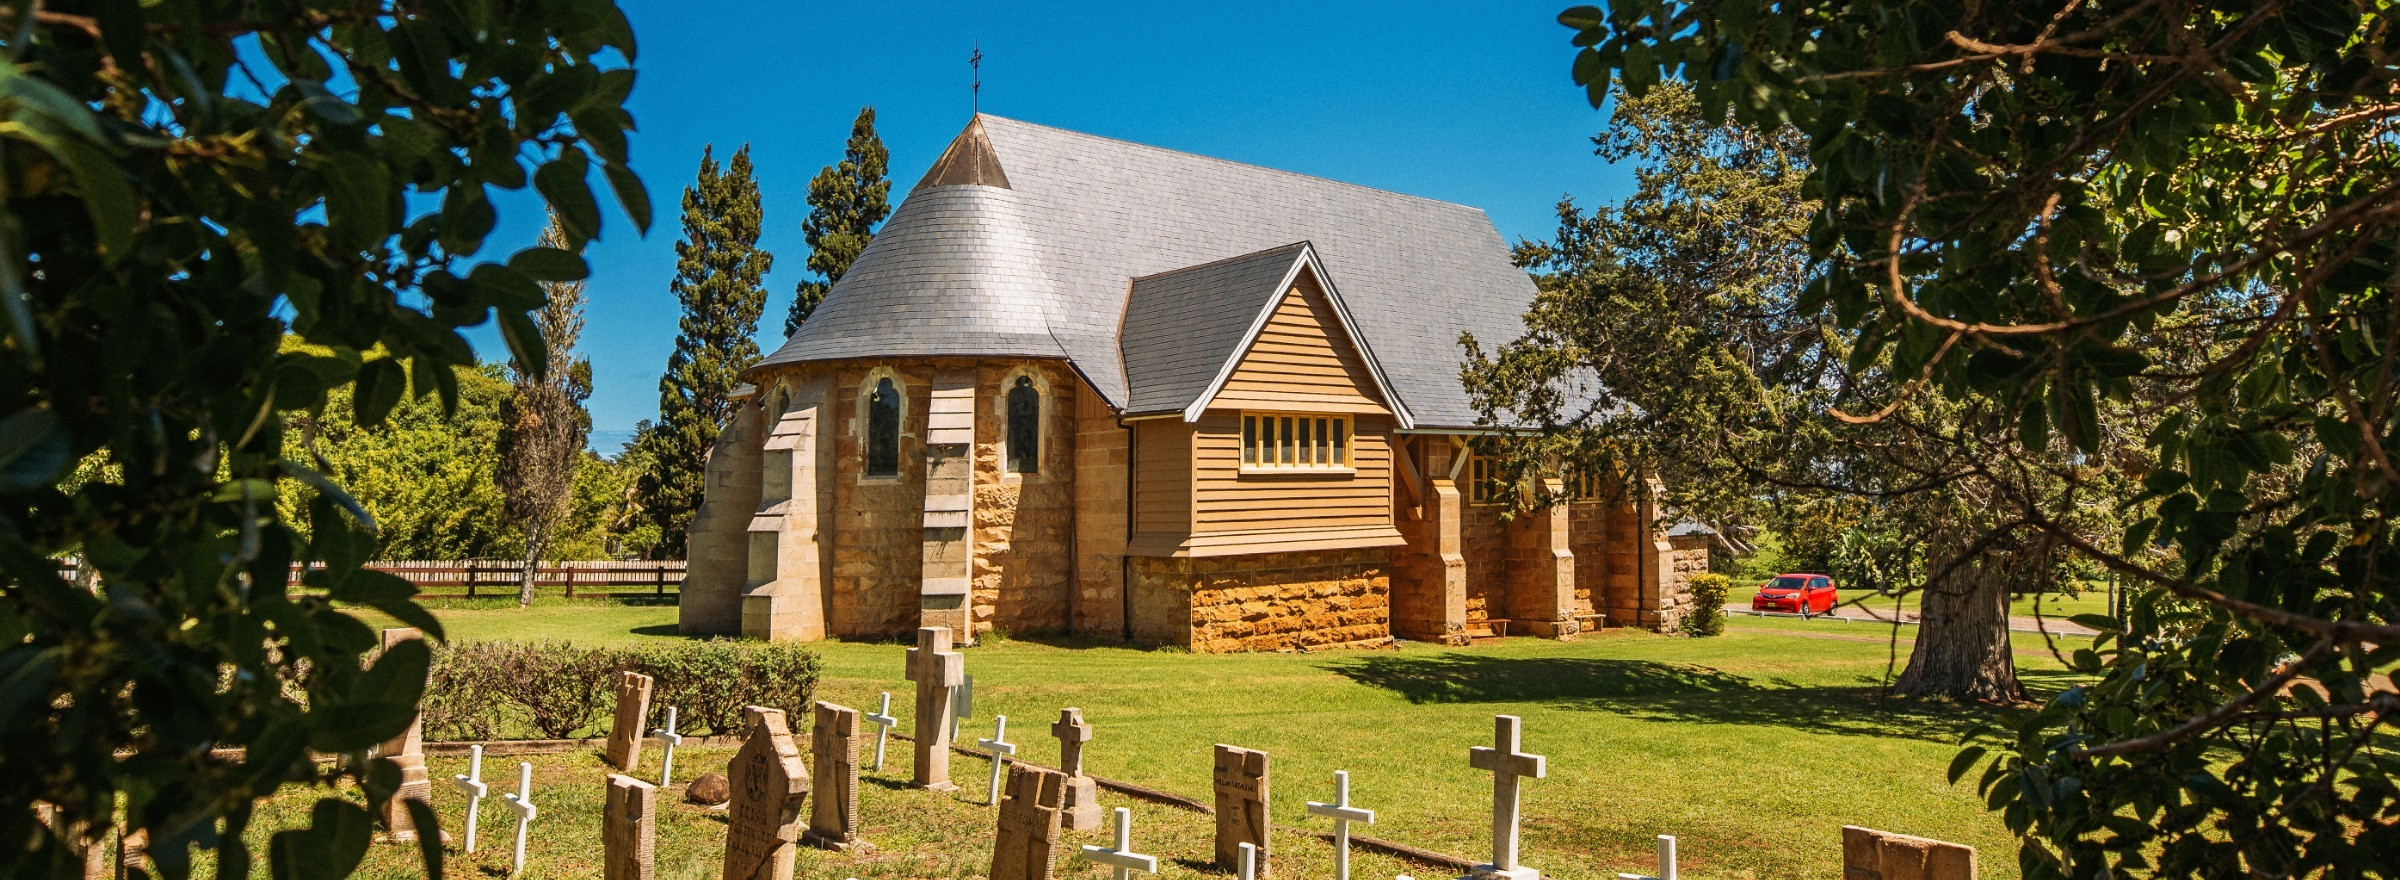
[273,599,2065,879]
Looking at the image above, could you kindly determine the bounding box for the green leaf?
[322,154,395,249]
[507,246,589,282]
[1947,745,1988,785]
[0,407,70,492]
[497,308,547,379]
[280,457,376,537]
[603,160,651,234]
[1558,5,1605,30]
[353,357,407,427]
[56,139,139,263]
[534,149,600,248]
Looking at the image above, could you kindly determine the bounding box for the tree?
[1468,80,2122,703]
[0,2,644,877]
[639,144,771,557]
[1562,2,2399,876]
[284,359,515,560]
[498,216,593,606]
[785,106,890,336]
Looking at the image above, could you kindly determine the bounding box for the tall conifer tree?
[784,107,891,336]
[639,144,772,556]
[498,213,593,605]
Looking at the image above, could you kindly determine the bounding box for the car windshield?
[1767,576,1811,590]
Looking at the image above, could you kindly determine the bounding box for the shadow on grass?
[1318,653,2015,742]
[631,623,680,637]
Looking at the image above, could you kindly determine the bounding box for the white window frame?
[1239,411,1353,474]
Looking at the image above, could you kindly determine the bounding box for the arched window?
[1006,375,1040,475]
[866,377,900,476]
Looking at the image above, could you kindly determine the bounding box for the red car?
[1752,573,1838,615]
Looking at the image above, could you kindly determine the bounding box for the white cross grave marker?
[653,705,685,788]
[1616,835,1677,880]
[499,761,537,876]
[450,744,489,854]
[1306,770,1377,880]
[1467,714,1546,880]
[951,673,974,740]
[976,714,1018,806]
[1079,807,1159,880]
[864,692,897,771]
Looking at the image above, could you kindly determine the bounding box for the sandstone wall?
[1461,503,1507,624]
[969,361,1078,637]
[1567,499,1608,620]
[739,357,1086,641]
[679,391,762,636]
[1655,533,1711,633]
[1131,549,1390,652]
[1073,387,1130,638]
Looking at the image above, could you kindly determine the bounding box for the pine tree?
[784,106,891,336]
[497,213,594,605]
[641,144,773,557]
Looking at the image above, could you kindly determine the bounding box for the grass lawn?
[285,599,2063,880]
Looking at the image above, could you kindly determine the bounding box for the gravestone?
[1842,826,1976,880]
[1615,834,1677,880]
[903,626,965,791]
[500,761,537,877]
[863,692,897,771]
[607,671,655,771]
[604,775,657,880]
[977,715,1019,807]
[1050,708,1101,831]
[988,763,1067,880]
[724,706,810,880]
[654,706,685,787]
[1467,715,1546,880]
[375,628,435,842]
[1212,744,1271,877]
[451,744,490,854]
[1305,770,1375,880]
[802,701,866,851]
[1077,807,1159,880]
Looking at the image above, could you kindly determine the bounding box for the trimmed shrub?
[1683,573,1731,637]
[424,639,820,740]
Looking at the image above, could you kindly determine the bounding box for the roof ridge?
[975,113,1489,215]
[1127,241,1311,283]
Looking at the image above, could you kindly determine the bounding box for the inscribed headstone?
[903,626,965,791]
[1212,744,1270,876]
[723,706,809,880]
[989,763,1068,880]
[604,775,657,880]
[606,671,655,771]
[376,627,435,842]
[802,701,865,851]
[1841,826,1977,880]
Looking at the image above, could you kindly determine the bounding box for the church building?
[679,116,1707,651]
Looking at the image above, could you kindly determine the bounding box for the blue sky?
[474,1,1637,453]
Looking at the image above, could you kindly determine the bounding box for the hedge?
[1683,573,1731,637]
[421,639,819,741]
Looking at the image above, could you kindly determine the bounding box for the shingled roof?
[756,115,1539,429]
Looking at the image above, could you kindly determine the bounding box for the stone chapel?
[680,115,1707,651]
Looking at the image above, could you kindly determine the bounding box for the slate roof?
[1118,243,1311,416]
[757,115,1540,429]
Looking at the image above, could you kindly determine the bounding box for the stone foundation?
[1130,549,1391,652]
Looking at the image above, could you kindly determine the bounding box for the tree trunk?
[1892,547,2024,702]
[517,527,547,609]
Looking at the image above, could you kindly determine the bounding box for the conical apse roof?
[759,114,1540,429]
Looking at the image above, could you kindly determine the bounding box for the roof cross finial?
[970,43,983,115]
